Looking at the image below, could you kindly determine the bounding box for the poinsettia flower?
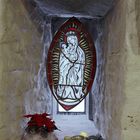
[23,113,58,132]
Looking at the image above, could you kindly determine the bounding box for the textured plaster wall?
[94,0,140,140]
[0,0,43,139]
[121,0,140,140]
[92,1,126,139]
[0,0,140,140]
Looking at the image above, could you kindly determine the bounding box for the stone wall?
[0,0,140,140]
[92,0,126,138]
[121,0,140,140]
[0,0,43,139]
[94,0,140,140]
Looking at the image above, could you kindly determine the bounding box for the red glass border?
[47,17,96,110]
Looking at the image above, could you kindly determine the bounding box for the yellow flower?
[80,132,88,138]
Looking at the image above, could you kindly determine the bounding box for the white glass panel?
[58,99,85,112]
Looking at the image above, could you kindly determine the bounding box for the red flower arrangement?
[23,113,58,137]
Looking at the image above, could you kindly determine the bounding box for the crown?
[66,31,77,37]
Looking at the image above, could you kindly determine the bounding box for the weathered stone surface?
[34,0,115,18]
[0,0,43,139]
[121,0,140,140]
[0,0,140,140]
[92,0,140,140]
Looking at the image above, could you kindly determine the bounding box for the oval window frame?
[47,17,96,111]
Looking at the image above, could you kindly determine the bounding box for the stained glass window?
[47,17,96,111]
[58,99,85,113]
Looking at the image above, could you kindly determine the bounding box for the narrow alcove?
[21,0,115,139]
[0,0,132,140]
[50,17,100,139]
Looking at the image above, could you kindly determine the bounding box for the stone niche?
[0,0,43,140]
[0,0,140,140]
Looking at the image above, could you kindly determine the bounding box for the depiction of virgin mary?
[57,31,85,105]
[47,17,96,111]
